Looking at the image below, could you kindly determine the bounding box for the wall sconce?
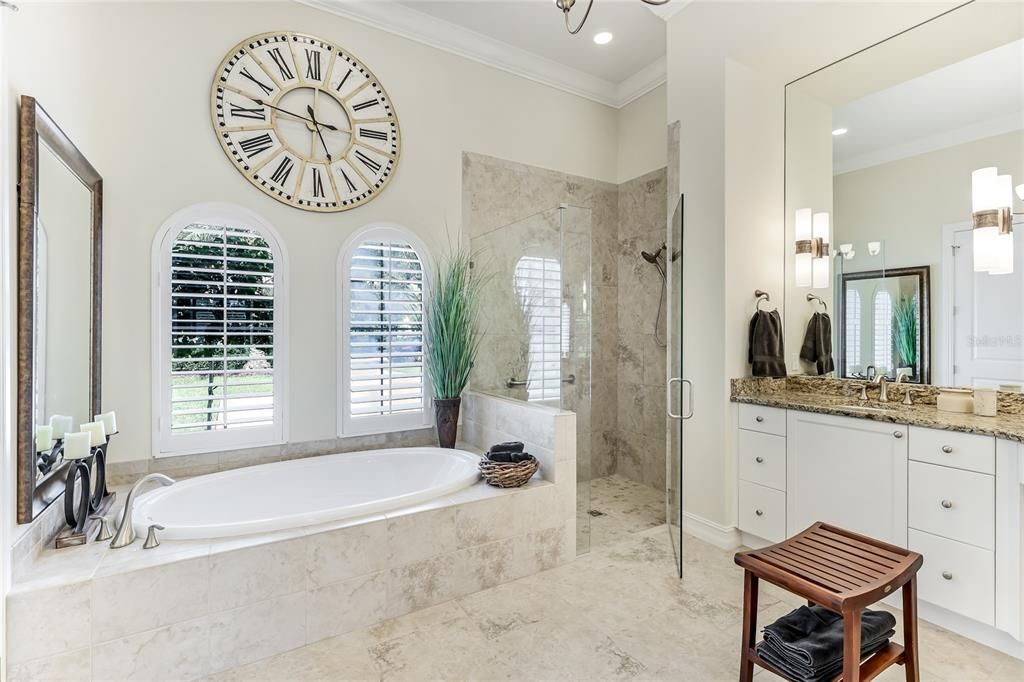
[867,241,882,256]
[794,208,830,288]
[838,243,855,260]
[972,167,1015,275]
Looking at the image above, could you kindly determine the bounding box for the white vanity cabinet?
[736,405,787,542]
[786,410,908,547]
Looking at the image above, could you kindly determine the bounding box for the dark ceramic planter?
[434,397,461,449]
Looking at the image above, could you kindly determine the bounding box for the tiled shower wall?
[462,153,666,491]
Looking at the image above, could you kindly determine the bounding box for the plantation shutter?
[846,289,861,374]
[169,224,277,434]
[873,289,893,372]
[514,256,562,401]
[347,239,426,423]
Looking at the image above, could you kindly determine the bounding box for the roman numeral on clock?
[305,49,322,80]
[240,67,274,96]
[267,47,294,81]
[238,133,274,158]
[359,128,388,141]
[339,167,357,193]
[354,150,382,174]
[311,168,325,198]
[230,104,266,120]
[334,69,352,92]
[352,98,378,112]
[270,156,294,185]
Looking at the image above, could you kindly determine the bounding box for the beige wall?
[616,85,667,184]
[834,129,1024,384]
[3,1,623,469]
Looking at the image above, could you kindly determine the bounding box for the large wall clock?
[211,32,401,212]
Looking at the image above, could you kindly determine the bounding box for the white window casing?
[152,203,288,457]
[338,224,431,436]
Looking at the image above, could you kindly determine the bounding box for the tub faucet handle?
[90,515,113,542]
[143,524,165,549]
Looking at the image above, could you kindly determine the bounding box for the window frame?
[337,224,432,437]
[151,202,289,458]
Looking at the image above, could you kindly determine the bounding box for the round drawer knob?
[755,456,764,464]
[942,446,953,454]
[942,571,953,581]
[893,431,904,439]
[755,416,765,423]
[755,509,764,517]
[940,499,954,509]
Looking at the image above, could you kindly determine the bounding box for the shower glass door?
[667,194,686,577]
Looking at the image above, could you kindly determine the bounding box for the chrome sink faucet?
[109,473,175,549]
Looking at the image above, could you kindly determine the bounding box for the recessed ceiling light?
[832,128,849,136]
[593,32,613,45]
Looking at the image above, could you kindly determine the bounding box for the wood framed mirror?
[17,96,103,523]
[838,265,931,385]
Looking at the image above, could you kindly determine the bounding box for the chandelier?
[555,0,671,35]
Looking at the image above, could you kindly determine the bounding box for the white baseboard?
[682,511,743,550]
[918,600,1024,661]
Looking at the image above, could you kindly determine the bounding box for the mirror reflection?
[33,141,94,483]
[785,1,1024,386]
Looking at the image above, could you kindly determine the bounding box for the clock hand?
[307,105,333,162]
[252,99,338,131]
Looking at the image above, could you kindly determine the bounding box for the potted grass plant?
[425,246,487,448]
[892,295,918,379]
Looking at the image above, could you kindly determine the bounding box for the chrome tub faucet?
[109,473,175,549]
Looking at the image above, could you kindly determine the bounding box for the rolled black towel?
[762,605,896,670]
[485,451,535,464]
[487,441,524,455]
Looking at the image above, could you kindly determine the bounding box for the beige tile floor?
[581,475,666,550]
[206,484,1024,681]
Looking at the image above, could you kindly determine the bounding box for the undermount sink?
[833,403,896,413]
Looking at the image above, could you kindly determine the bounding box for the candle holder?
[37,438,65,476]
[55,432,117,549]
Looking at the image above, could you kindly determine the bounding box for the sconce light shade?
[794,208,813,287]
[812,212,830,289]
[972,167,1014,275]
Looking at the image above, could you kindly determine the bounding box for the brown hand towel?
[748,309,787,377]
[799,312,835,376]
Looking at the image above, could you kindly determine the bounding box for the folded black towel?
[485,451,535,464]
[799,312,835,376]
[487,441,524,455]
[756,634,892,682]
[762,605,896,670]
[748,309,787,377]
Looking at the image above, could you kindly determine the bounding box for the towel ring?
[754,289,772,311]
[806,293,828,312]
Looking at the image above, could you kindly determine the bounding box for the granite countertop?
[731,377,1024,444]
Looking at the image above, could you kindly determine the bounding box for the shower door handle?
[667,378,694,420]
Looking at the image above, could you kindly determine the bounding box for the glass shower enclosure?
[470,204,594,554]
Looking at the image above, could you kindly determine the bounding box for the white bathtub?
[133,447,482,540]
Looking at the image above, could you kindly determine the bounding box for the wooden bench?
[734,522,923,682]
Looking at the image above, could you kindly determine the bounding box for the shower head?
[641,244,665,264]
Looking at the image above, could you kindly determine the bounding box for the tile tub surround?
[6,479,575,680]
[731,377,1024,442]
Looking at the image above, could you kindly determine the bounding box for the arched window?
[153,203,288,456]
[845,289,861,374]
[339,225,430,435]
[873,289,893,372]
[514,255,562,402]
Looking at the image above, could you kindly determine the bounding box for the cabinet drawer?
[908,529,994,626]
[738,430,786,491]
[738,404,786,436]
[909,461,994,550]
[738,480,786,543]
[909,427,995,475]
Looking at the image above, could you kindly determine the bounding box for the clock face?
[212,32,400,212]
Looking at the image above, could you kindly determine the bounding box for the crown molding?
[297,0,665,109]
[645,0,694,22]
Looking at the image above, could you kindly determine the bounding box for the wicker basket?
[478,454,538,488]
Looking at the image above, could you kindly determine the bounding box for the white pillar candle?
[80,421,107,448]
[36,425,54,452]
[48,414,73,439]
[94,411,118,435]
[63,432,91,460]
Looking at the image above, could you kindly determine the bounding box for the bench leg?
[902,576,920,682]
[739,571,758,682]
[843,608,862,682]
